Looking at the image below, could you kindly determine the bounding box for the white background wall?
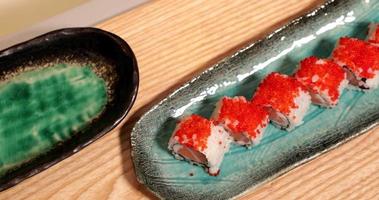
[0,0,148,49]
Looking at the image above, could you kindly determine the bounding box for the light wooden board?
[1,0,378,199]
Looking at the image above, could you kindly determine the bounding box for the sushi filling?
[267,89,311,129]
[212,97,269,146]
[266,106,290,129]
[170,144,208,164]
[309,92,332,107]
[343,66,379,90]
[168,115,231,175]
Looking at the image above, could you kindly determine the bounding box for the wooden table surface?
[1,0,379,199]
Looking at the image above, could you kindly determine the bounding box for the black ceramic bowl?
[0,27,139,191]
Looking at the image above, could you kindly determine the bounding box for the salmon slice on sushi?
[211,96,269,146]
[332,37,379,90]
[367,23,379,45]
[168,115,231,176]
[252,72,311,130]
[294,56,348,107]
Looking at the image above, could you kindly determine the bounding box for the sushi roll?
[294,56,348,107]
[168,115,231,176]
[332,37,379,90]
[212,96,269,146]
[367,23,379,44]
[252,72,311,130]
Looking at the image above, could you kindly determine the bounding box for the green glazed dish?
[0,28,139,191]
[131,0,379,199]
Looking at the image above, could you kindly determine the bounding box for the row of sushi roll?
[168,23,379,176]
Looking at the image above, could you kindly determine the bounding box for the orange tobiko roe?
[215,97,268,139]
[295,56,346,102]
[332,37,379,79]
[252,72,307,115]
[174,115,211,151]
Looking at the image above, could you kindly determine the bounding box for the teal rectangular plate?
[131,0,379,199]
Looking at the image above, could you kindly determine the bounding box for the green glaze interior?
[0,64,107,176]
[131,0,379,199]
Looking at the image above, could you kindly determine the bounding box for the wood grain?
[1,0,378,199]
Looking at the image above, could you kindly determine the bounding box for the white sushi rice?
[251,123,267,145]
[365,70,379,89]
[203,124,231,175]
[338,77,349,97]
[287,89,312,130]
